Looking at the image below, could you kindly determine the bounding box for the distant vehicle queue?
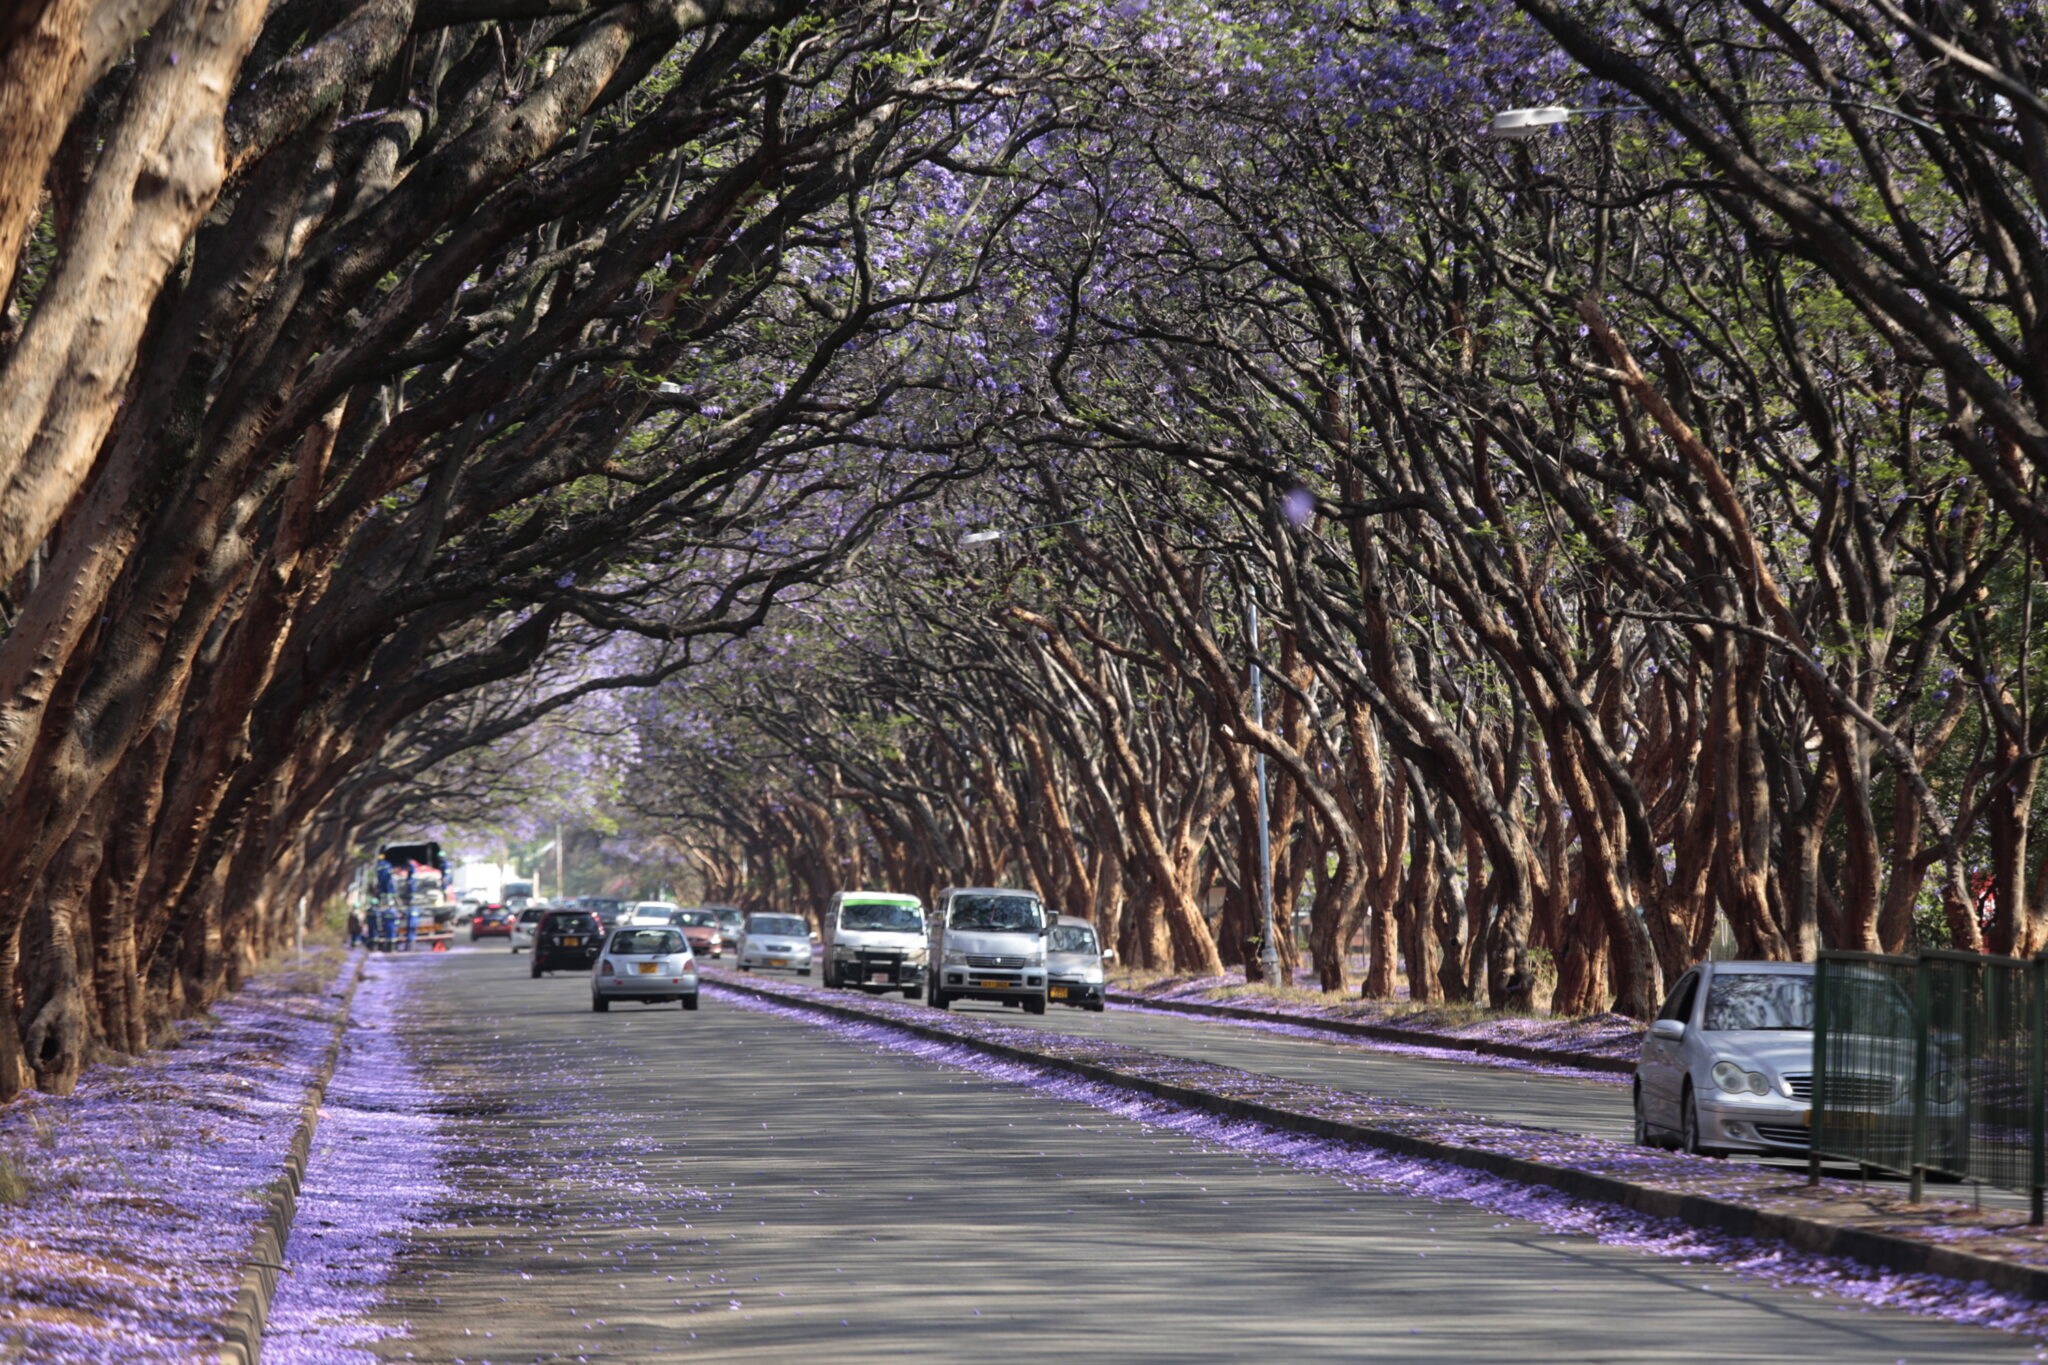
[453,885,1113,1018]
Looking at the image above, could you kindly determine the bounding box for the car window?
[519,909,547,923]
[746,916,808,937]
[1657,971,1699,1024]
[1702,973,1813,1031]
[948,895,1043,932]
[1048,924,1098,953]
[610,929,686,955]
[839,902,923,932]
[671,910,717,926]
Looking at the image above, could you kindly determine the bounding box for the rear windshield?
[518,908,547,923]
[747,915,808,937]
[840,903,922,932]
[948,895,1044,932]
[610,929,686,956]
[1703,973,1813,1031]
[542,914,598,934]
[671,910,717,926]
[1048,924,1098,953]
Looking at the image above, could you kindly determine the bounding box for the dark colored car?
[469,906,513,940]
[532,910,603,976]
[579,896,626,927]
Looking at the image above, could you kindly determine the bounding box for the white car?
[623,900,681,927]
[592,926,699,1011]
[508,905,548,953]
[736,913,813,976]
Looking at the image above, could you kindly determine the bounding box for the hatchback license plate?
[637,963,659,974]
[769,958,789,967]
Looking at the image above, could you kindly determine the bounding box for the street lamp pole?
[1248,592,1280,987]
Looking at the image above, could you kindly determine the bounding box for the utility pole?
[555,821,565,902]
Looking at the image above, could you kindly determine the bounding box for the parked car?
[736,913,813,976]
[509,905,549,953]
[1633,959,1965,1163]
[927,887,1050,1014]
[820,891,926,997]
[592,927,699,1011]
[667,907,723,959]
[469,907,513,940]
[1046,916,1111,1011]
[532,909,604,977]
[711,906,745,951]
[622,900,681,928]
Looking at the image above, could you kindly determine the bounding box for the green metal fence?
[1812,949,2046,1220]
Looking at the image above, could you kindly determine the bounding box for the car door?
[1642,969,1700,1130]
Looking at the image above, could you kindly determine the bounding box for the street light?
[959,516,1283,989]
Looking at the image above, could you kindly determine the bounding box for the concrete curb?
[216,950,369,1365]
[710,973,2048,1302]
[1105,990,1638,1075]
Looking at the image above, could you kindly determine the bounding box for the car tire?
[591,996,609,1013]
[1086,1001,1105,1013]
[682,994,700,1011]
[931,988,951,1011]
[1023,996,1047,1016]
[1680,1084,1720,1158]
[531,960,542,979]
[798,968,811,977]
[902,986,920,999]
[1632,1084,1656,1147]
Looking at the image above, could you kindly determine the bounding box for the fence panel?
[1815,949,2045,1220]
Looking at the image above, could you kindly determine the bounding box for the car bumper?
[740,955,812,971]
[836,956,925,987]
[941,969,1045,999]
[536,948,601,970]
[595,972,700,999]
[1046,980,1103,1006]
[1697,1098,1814,1152]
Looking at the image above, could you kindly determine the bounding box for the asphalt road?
[331,945,2044,1363]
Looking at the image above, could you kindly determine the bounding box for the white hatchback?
[623,900,681,927]
[593,927,699,1012]
[736,913,813,976]
[508,905,548,953]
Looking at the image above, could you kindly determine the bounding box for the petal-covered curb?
[1109,997,1632,1084]
[703,968,2048,1306]
[0,947,364,1364]
[216,951,370,1365]
[1107,981,1640,1072]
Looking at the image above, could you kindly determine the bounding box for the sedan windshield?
[949,895,1043,932]
[1703,973,1813,1031]
[841,903,922,932]
[747,916,808,938]
[610,929,685,956]
[1048,925,1098,953]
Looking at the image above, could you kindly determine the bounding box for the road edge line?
[1104,991,1637,1075]
[216,948,370,1365]
[709,975,2048,1302]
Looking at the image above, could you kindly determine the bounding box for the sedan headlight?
[1712,1060,1771,1096]
[1927,1068,1961,1105]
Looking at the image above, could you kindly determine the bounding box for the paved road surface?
[352,947,2034,1362]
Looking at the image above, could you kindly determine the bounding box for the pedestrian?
[346,906,365,948]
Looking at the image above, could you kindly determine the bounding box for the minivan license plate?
[1049,986,1068,999]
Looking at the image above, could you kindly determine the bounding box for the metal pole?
[1249,593,1279,986]
[2032,955,2044,1225]
[556,821,565,902]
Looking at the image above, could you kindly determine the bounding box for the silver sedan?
[592,927,699,1012]
[1635,960,1819,1157]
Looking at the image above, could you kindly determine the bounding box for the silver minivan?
[821,891,927,997]
[928,887,1050,1014]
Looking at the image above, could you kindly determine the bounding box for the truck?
[373,841,455,949]
[451,861,505,906]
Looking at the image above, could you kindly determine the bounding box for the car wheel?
[682,994,700,1011]
[737,964,750,972]
[1632,1084,1656,1147]
[1023,996,1047,1016]
[798,967,811,977]
[531,960,542,979]
[902,986,920,999]
[1086,1001,1105,1013]
[591,996,609,1013]
[931,988,951,1011]
[1680,1084,1720,1158]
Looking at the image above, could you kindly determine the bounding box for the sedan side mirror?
[1649,1019,1686,1042]
[1101,949,1116,962]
